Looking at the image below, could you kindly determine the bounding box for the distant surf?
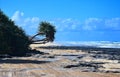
[53,41,120,48]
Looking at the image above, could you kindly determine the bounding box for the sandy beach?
[0,43,120,77]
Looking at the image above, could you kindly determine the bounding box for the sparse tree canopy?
[31,21,56,44]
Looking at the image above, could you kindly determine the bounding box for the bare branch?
[30,32,44,41]
[31,38,47,42]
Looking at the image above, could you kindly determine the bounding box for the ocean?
[54,41,120,48]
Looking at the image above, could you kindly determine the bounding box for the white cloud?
[31,17,40,23]
[11,11,40,34]
[11,11,40,27]
[83,18,102,30]
[49,18,81,31]
[11,11,24,21]
[105,18,120,30]
[82,18,120,31]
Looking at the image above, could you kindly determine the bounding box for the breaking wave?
[54,41,120,48]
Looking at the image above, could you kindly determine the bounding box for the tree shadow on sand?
[0,59,50,64]
[0,49,50,64]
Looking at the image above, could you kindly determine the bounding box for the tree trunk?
[30,32,44,40]
[29,32,48,44]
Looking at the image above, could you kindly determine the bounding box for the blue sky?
[0,0,120,42]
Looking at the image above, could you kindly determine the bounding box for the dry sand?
[0,43,120,77]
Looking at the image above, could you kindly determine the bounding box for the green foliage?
[38,21,56,42]
[0,10,30,56]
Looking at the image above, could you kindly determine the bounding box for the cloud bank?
[11,11,120,32]
[11,11,120,41]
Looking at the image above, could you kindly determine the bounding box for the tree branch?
[30,37,49,44]
[31,38,46,42]
[30,32,44,41]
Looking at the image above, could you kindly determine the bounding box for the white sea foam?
[54,41,120,48]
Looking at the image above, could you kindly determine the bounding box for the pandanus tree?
[30,21,56,44]
[0,10,56,56]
